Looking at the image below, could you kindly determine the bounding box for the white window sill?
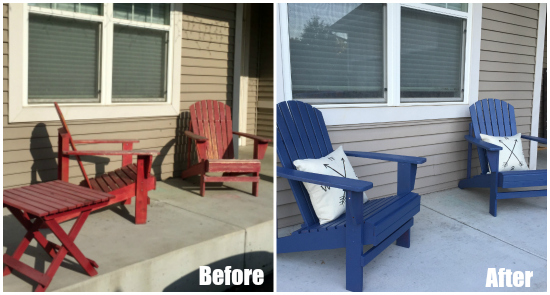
[9,103,180,123]
[318,103,471,125]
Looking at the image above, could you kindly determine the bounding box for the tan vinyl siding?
[277,3,541,228]
[478,3,539,166]
[4,4,237,189]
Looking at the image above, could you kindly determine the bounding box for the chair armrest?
[184,131,208,143]
[63,150,160,156]
[345,151,426,164]
[277,166,373,193]
[72,139,140,144]
[233,131,272,143]
[521,135,547,144]
[464,135,502,151]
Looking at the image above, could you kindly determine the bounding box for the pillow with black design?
[479,133,529,172]
[293,146,368,225]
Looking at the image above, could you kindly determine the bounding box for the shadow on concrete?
[3,214,91,290]
[163,251,273,292]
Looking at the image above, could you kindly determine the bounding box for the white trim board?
[276,3,482,125]
[528,3,546,170]
[8,3,182,123]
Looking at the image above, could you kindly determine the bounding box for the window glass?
[112,25,168,102]
[114,3,170,25]
[28,14,100,103]
[29,3,102,15]
[287,3,385,104]
[426,3,468,12]
[400,7,465,102]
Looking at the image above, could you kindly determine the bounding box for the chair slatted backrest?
[189,100,234,160]
[277,100,334,227]
[469,98,517,173]
[54,102,92,188]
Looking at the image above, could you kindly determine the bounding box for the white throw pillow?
[293,146,368,225]
[479,133,529,172]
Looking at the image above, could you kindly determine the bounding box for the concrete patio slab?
[3,146,274,292]
[277,150,547,292]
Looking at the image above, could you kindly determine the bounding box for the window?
[9,3,182,122]
[282,3,474,107]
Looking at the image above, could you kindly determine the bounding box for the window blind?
[112,25,167,102]
[287,3,385,104]
[400,7,465,102]
[28,14,100,103]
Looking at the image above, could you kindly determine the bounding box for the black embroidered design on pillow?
[499,138,521,168]
[323,157,349,206]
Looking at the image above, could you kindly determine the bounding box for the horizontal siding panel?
[480,51,535,64]
[480,40,535,56]
[182,48,232,61]
[181,14,233,28]
[483,4,539,19]
[182,57,233,69]
[480,61,535,73]
[482,8,538,28]
[479,71,534,82]
[181,66,231,77]
[182,22,234,37]
[182,30,232,45]
[478,81,533,91]
[181,75,232,85]
[481,30,536,47]
[482,19,537,38]
[477,91,534,102]
[182,39,233,53]
[183,4,236,21]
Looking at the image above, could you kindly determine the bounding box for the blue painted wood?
[459,98,547,216]
[276,100,425,291]
[277,166,373,192]
[521,135,547,144]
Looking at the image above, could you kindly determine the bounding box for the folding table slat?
[51,180,112,200]
[40,182,106,203]
[3,191,60,214]
[24,185,93,205]
[5,190,67,213]
[2,195,50,217]
[10,186,81,208]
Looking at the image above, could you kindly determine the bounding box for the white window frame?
[8,3,182,123]
[277,3,482,125]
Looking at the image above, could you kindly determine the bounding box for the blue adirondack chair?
[277,100,427,292]
[458,98,547,217]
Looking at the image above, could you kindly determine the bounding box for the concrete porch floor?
[277,149,547,292]
[3,146,274,292]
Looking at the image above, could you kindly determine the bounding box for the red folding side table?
[3,180,115,292]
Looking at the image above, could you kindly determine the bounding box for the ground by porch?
[277,149,547,292]
[3,146,274,292]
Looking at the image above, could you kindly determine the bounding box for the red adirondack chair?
[182,100,271,196]
[54,102,160,224]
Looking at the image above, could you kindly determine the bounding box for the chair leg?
[345,240,363,292]
[489,185,498,217]
[252,172,259,197]
[396,228,410,248]
[200,174,206,197]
